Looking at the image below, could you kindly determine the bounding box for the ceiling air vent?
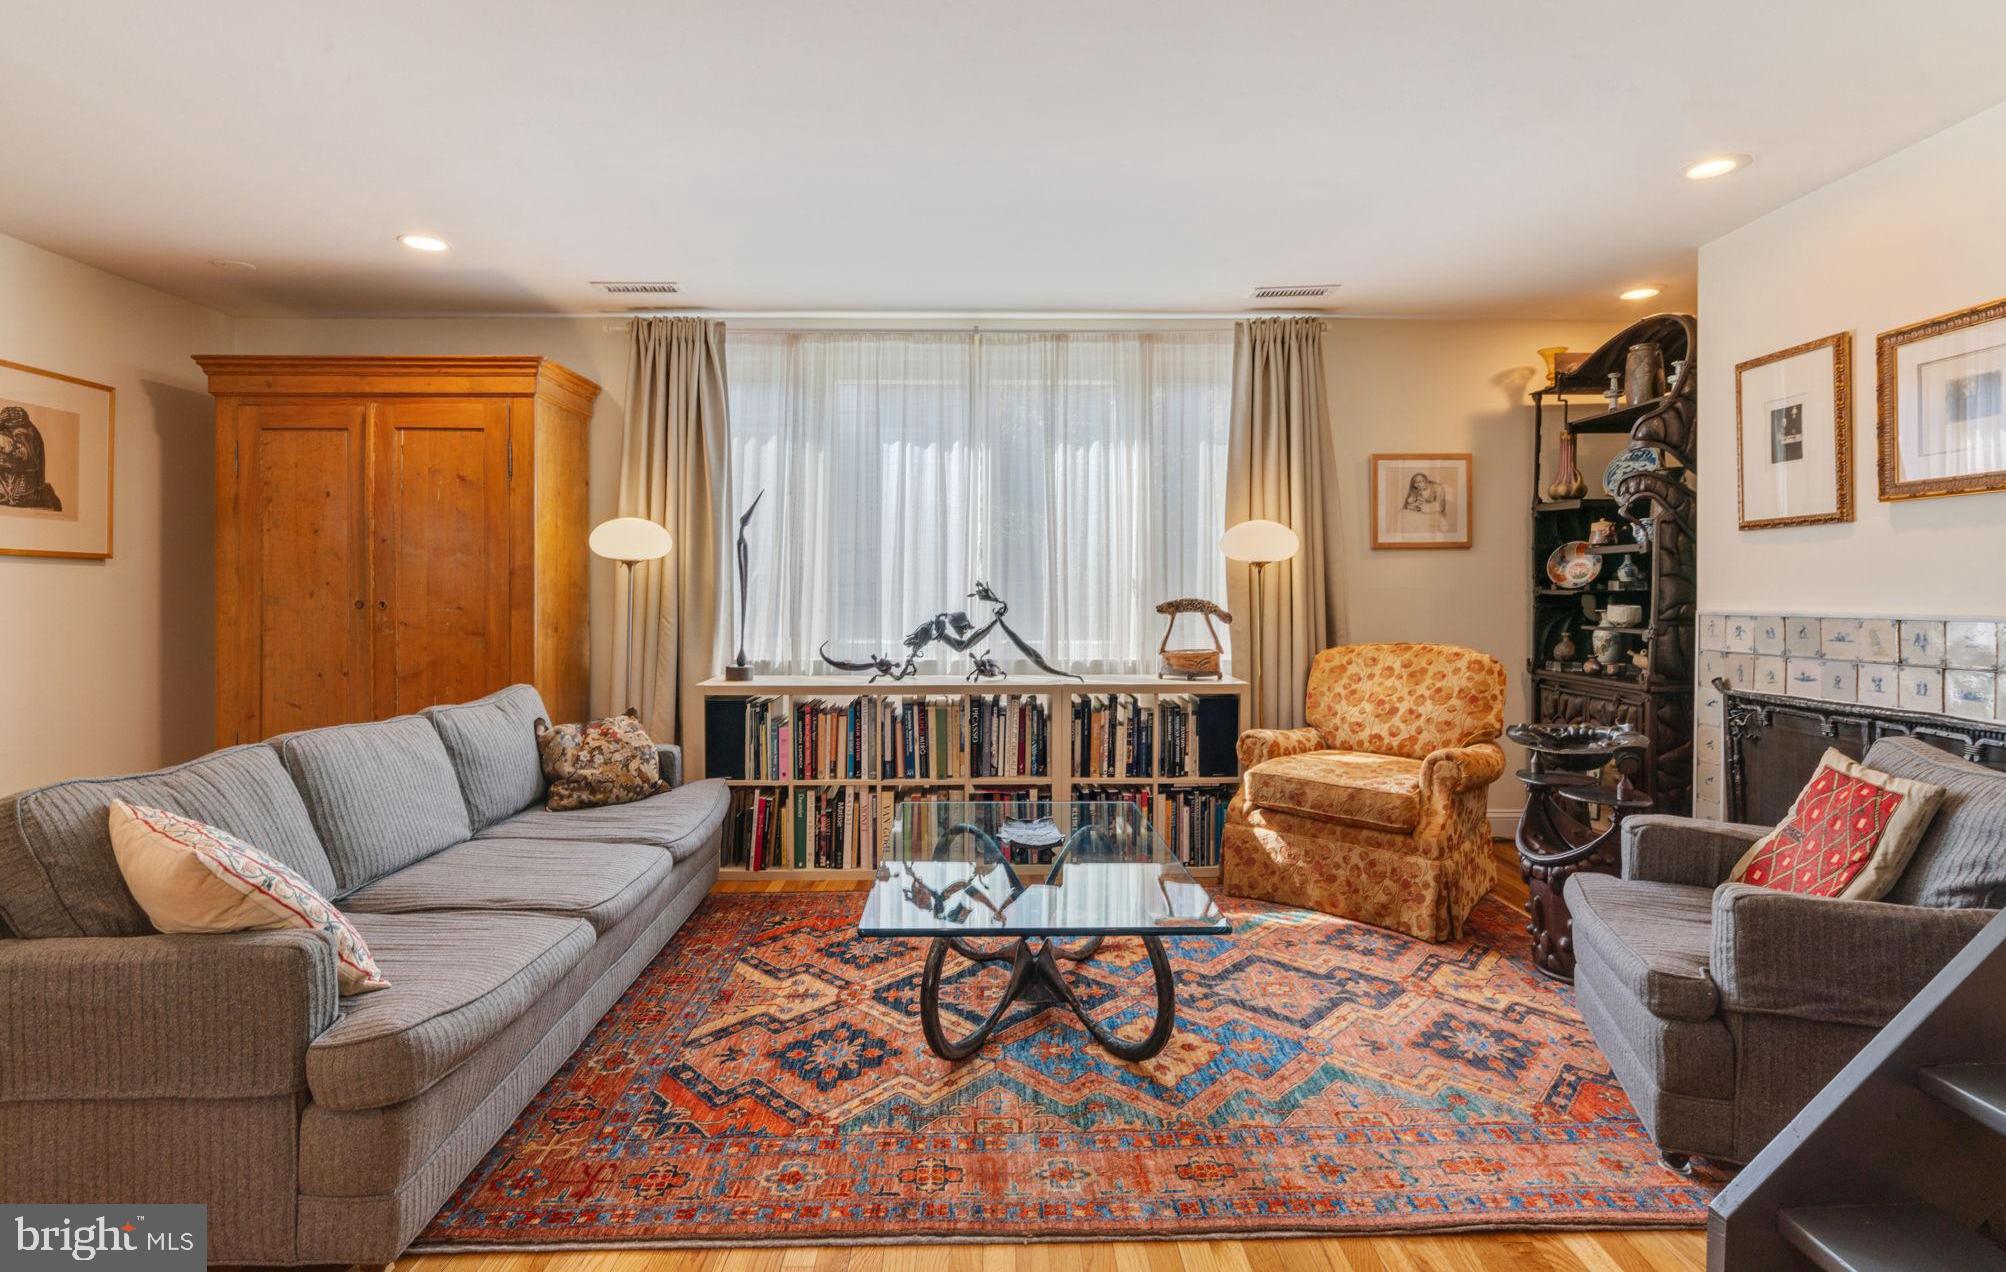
[1251,284,1337,300]
[591,281,682,295]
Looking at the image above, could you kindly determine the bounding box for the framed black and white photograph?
[1370,452,1471,549]
[1735,332,1851,529]
[1878,296,2006,500]
[0,359,114,559]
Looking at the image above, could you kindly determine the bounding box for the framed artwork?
[1370,452,1471,549]
[0,359,114,559]
[1735,332,1852,529]
[1878,296,2006,501]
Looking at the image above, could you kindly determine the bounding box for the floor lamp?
[590,516,674,714]
[1221,519,1301,732]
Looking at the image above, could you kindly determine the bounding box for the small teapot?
[1588,518,1618,546]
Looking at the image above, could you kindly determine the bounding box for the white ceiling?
[6,1,2006,320]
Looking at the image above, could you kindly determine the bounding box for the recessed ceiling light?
[1620,286,1661,301]
[1684,154,1749,180]
[397,233,449,252]
[210,258,258,272]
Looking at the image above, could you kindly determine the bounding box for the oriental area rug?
[413,892,1717,1251]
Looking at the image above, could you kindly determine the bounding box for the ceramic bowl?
[1602,443,1661,495]
[1545,541,1602,589]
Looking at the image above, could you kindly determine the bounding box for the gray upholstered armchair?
[1564,736,2005,1167]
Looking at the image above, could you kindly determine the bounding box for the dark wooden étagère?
[1526,314,1697,816]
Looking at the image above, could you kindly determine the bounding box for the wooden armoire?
[195,356,599,746]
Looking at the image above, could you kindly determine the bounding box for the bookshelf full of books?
[698,674,1249,880]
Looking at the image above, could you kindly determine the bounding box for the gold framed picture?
[1735,332,1852,529]
[1877,296,2006,501]
[1370,452,1471,549]
[0,358,115,559]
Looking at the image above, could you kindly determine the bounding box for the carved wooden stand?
[1510,739,1651,981]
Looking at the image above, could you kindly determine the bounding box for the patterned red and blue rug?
[413,892,1716,1250]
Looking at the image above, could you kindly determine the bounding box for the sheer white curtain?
[726,329,1231,676]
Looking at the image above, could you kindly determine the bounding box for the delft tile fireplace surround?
[1693,613,2006,819]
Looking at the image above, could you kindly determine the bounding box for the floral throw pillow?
[1728,748,1947,901]
[107,800,388,994]
[535,711,668,811]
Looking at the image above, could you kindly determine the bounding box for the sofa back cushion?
[423,684,549,830]
[271,715,473,894]
[1304,643,1506,760]
[1869,736,2006,909]
[0,744,335,939]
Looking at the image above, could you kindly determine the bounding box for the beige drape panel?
[618,317,731,746]
[1225,317,1347,729]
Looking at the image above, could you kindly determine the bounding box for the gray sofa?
[0,684,729,1266]
[1566,736,2005,1166]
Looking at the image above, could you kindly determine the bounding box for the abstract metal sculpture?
[819,580,1081,681]
[723,490,763,682]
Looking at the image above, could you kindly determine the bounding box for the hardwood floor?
[395,842,1707,1272]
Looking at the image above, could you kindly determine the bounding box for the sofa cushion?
[1243,751,1423,832]
[423,685,549,831]
[306,910,593,1111]
[1565,872,1719,1022]
[341,838,673,934]
[271,715,474,894]
[0,744,335,939]
[475,777,731,863]
[1868,736,2006,909]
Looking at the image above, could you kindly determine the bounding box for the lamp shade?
[1220,519,1300,565]
[589,517,673,563]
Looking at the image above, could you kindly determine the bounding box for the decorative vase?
[1549,428,1587,499]
[1624,343,1665,406]
[1604,372,1623,413]
[1553,630,1577,662]
[1537,346,1567,387]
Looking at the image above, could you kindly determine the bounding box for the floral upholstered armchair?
[1222,643,1508,941]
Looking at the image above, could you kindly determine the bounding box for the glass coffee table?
[858,800,1229,1062]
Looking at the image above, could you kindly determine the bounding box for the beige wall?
[1324,319,1620,815]
[1697,101,2006,616]
[231,316,635,718]
[0,232,232,792]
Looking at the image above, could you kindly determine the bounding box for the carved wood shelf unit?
[1525,314,1698,815]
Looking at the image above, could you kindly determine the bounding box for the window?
[726,329,1231,676]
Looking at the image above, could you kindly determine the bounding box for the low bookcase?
[694,674,1250,880]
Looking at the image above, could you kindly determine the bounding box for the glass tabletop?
[857,799,1229,938]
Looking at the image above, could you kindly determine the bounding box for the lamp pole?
[1249,559,1267,732]
[589,517,674,718]
[1221,519,1301,738]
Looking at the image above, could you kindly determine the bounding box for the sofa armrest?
[655,743,684,789]
[1711,883,1996,1027]
[1237,727,1321,771]
[0,930,340,1101]
[1621,814,1769,887]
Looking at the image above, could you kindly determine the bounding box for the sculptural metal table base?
[919,934,1175,1062]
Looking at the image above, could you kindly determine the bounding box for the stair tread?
[1779,1203,2006,1272]
[1920,1064,2006,1137]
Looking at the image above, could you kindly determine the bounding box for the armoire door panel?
[233,402,370,740]
[369,400,512,718]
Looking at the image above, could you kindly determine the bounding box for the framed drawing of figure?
[1370,452,1471,549]
[1878,296,2006,501]
[1735,331,1852,529]
[0,359,114,559]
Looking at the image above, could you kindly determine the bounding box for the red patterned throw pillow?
[1729,748,1946,901]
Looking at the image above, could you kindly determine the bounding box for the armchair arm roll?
[1237,727,1321,771]
[0,930,341,1102]
[1621,814,1769,887]
[655,742,684,789]
[1420,742,1506,795]
[1710,883,1996,1027]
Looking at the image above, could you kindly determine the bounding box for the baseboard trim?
[1488,809,1521,840]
